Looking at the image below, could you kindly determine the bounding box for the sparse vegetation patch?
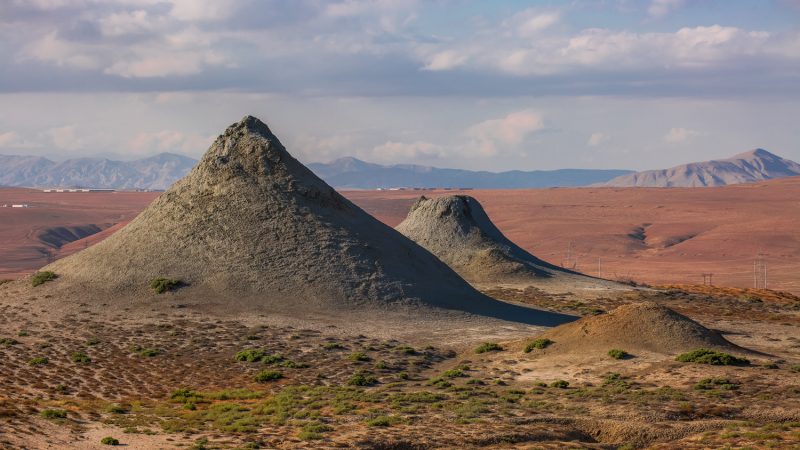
[608,349,630,359]
[676,348,750,366]
[149,277,183,294]
[31,271,57,287]
[475,342,503,353]
[524,338,553,353]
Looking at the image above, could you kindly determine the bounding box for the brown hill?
[602,148,800,187]
[534,302,744,356]
[43,116,569,325]
[395,195,626,294]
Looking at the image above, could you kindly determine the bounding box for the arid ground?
[3,177,800,293]
[1,178,800,448]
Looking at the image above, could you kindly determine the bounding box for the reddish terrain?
[1,178,799,292]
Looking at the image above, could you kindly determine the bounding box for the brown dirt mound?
[395,195,625,293]
[536,301,742,355]
[43,116,570,325]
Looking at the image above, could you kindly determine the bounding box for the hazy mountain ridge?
[308,157,632,189]
[602,149,800,187]
[0,153,197,190]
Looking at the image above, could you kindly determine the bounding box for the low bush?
[31,271,57,287]
[348,352,371,362]
[676,349,749,366]
[524,338,553,353]
[323,342,345,350]
[40,409,67,419]
[131,346,160,357]
[149,277,183,294]
[298,422,333,440]
[71,352,91,364]
[28,357,48,366]
[475,342,503,354]
[394,345,417,355]
[254,370,283,383]
[0,337,19,346]
[694,378,739,391]
[608,349,630,360]
[234,348,266,362]
[100,437,120,446]
[347,372,378,386]
[366,415,401,427]
[550,380,570,389]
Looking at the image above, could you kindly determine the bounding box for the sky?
[0,0,799,171]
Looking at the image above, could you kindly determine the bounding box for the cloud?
[0,131,21,146]
[128,130,213,154]
[587,132,610,146]
[19,32,101,70]
[507,9,560,38]
[466,110,544,156]
[46,125,83,150]
[648,0,686,18]
[370,140,445,161]
[662,127,700,143]
[422,50,467,71]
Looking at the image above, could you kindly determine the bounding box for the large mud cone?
[395,195,623,291]
[45,116,571,324]
[537,302,746,355]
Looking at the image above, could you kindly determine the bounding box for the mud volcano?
[535,302,746,355]
[396,195,623,292]
[43,116,569,325]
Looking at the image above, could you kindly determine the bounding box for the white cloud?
[0,131,22,147]
[46,125,83,150]
[466,110,544,156]
[587,132,610,146]
[508,9,560,38]
[648,0,686,18]
[371,140,444,161]
[422,50,467,71]
[128,130,212,154]
[99,10,158,37]
[20,32,101,70]
[662,127,700,143]
[168,0,236,21]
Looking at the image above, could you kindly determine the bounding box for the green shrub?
[524,338,553,353]
[71,352,91,364]
[298,422,333,440]
[170,388,203,403]
[106,403,129,414]
[28,357,48,366]
[31,271,57,287]
[17,330,28,337]
[694,378,739,391]
[790,364,800,373]
[394,345,417,355]
[149,277,182,294]
[234,348,266,362]
[322,342,345,350]
[550,380,569,389]
[608,349,629,360]
[0,337,19,346]
[40,409,67,419]
[348,352,370,362]
[676,349,750,366]
[132,346,160,357]
[347,372,378,386]
[475,342,503,354]
[442,369,466,378]
[100,437,120,446]
[366,415,400,427]
[254,370,283,383]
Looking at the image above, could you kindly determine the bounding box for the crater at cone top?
[534,302,747,356]
[44,116,571,326]
[395,195,626,292]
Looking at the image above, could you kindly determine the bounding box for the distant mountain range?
[307,157,631,189]
[2,149,797,190]
[0,153,196,190]
[601,149,800,187]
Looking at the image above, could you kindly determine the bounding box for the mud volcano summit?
[44,116,568,325]
[396,195,625,293]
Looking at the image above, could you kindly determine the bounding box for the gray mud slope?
[396,195,625,291]
[45,116,570,325]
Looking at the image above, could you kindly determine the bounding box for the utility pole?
[702,273,713,286]
[754,254,767,289]
[597,256,601,278]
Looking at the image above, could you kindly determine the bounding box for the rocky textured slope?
[533,302,745,355]
[395,195,626,294]
[602,149,800,187]
[44,116,568,324]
